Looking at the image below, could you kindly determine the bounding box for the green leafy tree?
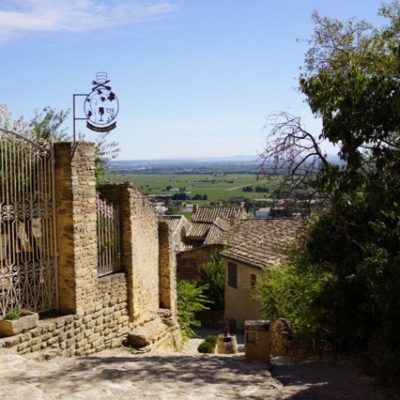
[260,2,400,386]
[177,280,211,341]
[255,263,329,352]
[30,106,70,141]
[200,252,225,310]
[90,131,120,181]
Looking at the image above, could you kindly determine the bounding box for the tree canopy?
[259,2,400,388]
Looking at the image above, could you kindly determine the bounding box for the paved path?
[0,338,396,400]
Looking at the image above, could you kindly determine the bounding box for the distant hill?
[109,154,343,175]
[109,156,259,175]
[112,155,257,164]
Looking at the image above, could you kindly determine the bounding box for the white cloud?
[0,0,176,42]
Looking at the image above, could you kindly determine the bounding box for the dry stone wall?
[0,273,128,356]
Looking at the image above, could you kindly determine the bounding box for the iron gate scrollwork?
[0,128,58,317]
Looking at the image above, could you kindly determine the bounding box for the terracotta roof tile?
[159,215,184,232]
[220,218,302,269]
[204,225,224,245]
[213,217,231,231]
[192,205,245,223]
[187,223,210,240]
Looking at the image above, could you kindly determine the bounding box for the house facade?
[220,218,301,330]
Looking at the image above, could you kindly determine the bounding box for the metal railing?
[96,194,121,276]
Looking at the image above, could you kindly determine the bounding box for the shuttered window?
[250,274,257,289]
[228,262,238,289]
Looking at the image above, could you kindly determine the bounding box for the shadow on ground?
[10,353,276,400]
[271,358,397,400]
[2,335,397,400]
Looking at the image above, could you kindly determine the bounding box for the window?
[250,274,257,289]
[228,262,238,288]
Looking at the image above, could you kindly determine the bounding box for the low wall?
[0,273,129,356]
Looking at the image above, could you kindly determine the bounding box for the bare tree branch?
[259,112,329,215]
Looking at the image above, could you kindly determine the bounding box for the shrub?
[255,263,329,352]
[5,308,21,320]
[177,280,211,342]
[197,335,218,353]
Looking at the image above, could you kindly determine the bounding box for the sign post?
[73,72,119,142]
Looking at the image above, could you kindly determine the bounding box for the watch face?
[84,86,119,127]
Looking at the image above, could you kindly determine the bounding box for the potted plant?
[0,308,39,337]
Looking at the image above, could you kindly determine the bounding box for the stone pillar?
[158,221,177,318]
[54,143,98,315]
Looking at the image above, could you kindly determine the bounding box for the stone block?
[0,312,39,337]
[30,344,41,352]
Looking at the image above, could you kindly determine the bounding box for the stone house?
[0,141,181,356]
[177,204,246,281]
[220,218,301,330]
[159,215,191,253]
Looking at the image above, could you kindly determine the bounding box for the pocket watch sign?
[84,72,119,133]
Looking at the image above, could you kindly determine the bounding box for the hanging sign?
[84,72,119,133]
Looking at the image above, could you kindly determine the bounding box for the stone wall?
[0,143,181,356]
[54,142,98,316]
[0,273,128,356]
[98,184,182,351]
[128,187,160,326]
[99,184,160,326]
[159,221,176,316]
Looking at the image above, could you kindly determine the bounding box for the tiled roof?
[180,242,197,252]
[204,224,224,245]
[187,223,210,240]
[159,215,184,232]
[220,218,302,269]
[213,217,231,231]
[192,205,244,223]
[187,217,232,244]
[204,218,231,245]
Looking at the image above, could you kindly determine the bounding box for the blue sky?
[0,0,387,159]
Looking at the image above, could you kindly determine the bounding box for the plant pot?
[0,311,39,337]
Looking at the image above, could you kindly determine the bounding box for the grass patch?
[107,173,282,203]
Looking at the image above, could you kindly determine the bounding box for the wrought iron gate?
[96,194,121,277]
[0,128,57,317]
